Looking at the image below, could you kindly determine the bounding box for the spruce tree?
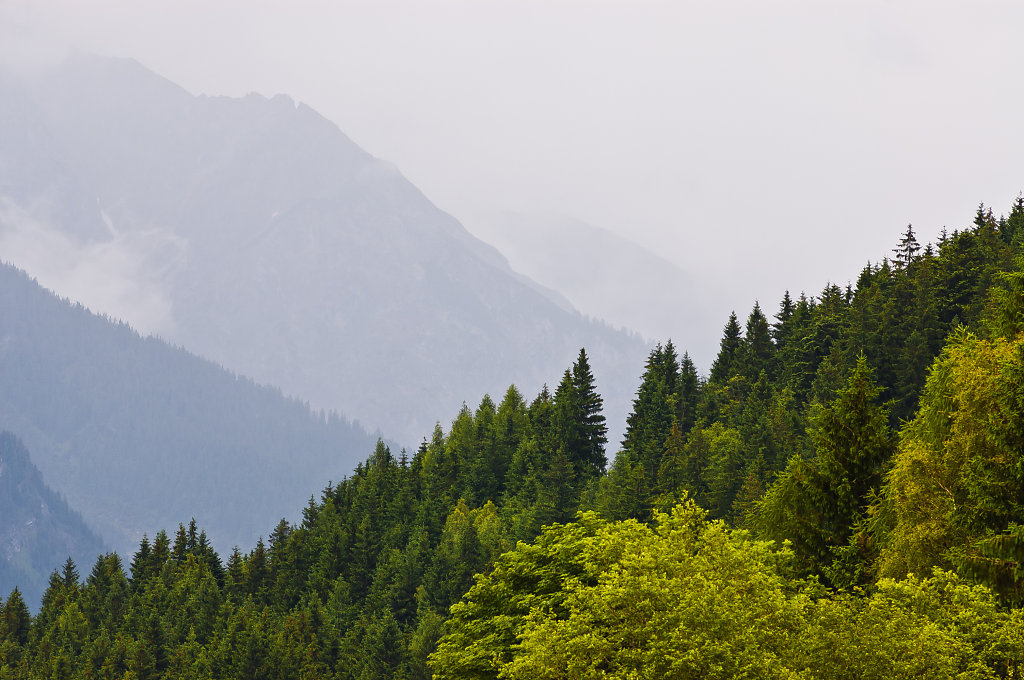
[130,534,156,587]
[621,344,679,484]
[1006,193,1024,247]
[893,224,921,268]
[0,588,31,646]
[554,349,608,486]
[656,421,687,501]
[754,357,894,581]
[812,357,894,535]
[676,352,700,434]
[61,556,79,590]
[709,312,743,384]
[740,302,774,381]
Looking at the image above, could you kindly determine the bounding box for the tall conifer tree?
[709,312,743,384]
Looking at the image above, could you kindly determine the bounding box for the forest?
[4,197,1024,678]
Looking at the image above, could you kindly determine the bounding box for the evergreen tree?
[61,557,80,591]
[0,588,31,646]
[1006,193,1024,247]
[954,524,1024,606]
[755,357,894,581]
[709,312,743,384]
[152,529,171,565]
[655,421,687,502]
[621,344,679,484]
[772,291,794,344]
[676,352,700,434]
[893,224,921,268]
[554,349,608,487]
[740,302,774,381]
[172,524,189,563]
[130,534,154,586]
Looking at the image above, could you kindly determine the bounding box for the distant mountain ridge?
[0,262,378,557]
[0,54,648,446]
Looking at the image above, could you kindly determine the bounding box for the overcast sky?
[3,0,1024,337]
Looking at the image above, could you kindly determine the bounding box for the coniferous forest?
[4,197,1024,678]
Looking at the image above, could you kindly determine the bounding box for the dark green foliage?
[553,349,608,489]
[893,223,921,267]
[740,302,774,381]
[676,352,700,433]
[0,589,31,646]
[618,343,682,500]
[956,524,1024,607]
[0,349,612,679]
[708,312,743,385]
[753,358,895,583]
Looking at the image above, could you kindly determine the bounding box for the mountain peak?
[0,55,647,446]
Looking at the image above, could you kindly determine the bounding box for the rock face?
[0,54,647,448]
[0,431,105,610]
[0,263,378,557]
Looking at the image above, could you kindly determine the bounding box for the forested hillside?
[0,433,105,613]
[0,263,378,557]
[0,55,648,447]
[3,197,1024,678]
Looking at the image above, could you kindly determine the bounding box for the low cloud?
[0,199,182,337]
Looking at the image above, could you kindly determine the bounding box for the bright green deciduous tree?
[431,501,1024,680]
[875,328,1024,580]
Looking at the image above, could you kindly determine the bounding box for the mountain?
[0,263,378,556]
[0,431,105,611]
[466,211,718,369]
[0,55,648,447]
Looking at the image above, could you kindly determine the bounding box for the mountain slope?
[0,263,378,556]
[0,431,105,611]
[467,211,717,366]
[0,55,648,446]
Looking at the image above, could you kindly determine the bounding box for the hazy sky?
[4,0,1024,334]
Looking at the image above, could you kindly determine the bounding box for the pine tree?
[656,420,687,500]
[953,524,1024,606]
[130,534,158,587]
[152,529,170,565]
[489,385,529,499]
[621,344,679,484]
[247,538,269,599]
[893,224,921,268]
[812,358,894,535]
[61,556,80,591]
[554,349,608,487]
[172,524,189,563]
[677,352,700,434]
[709,312,743,384]
[195,529,224,586]
[0,588,31,646]
[186,518,199,552]
[1006,193,1024,247]
[754,357,894,581]
[773,291,794,343]
[740,302,774,381]
[592,453,649,522]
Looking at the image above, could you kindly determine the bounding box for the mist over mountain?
[467,211,717,369]
[0,262,378,557]
[0,431,105,611]
[0,54,648,447]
